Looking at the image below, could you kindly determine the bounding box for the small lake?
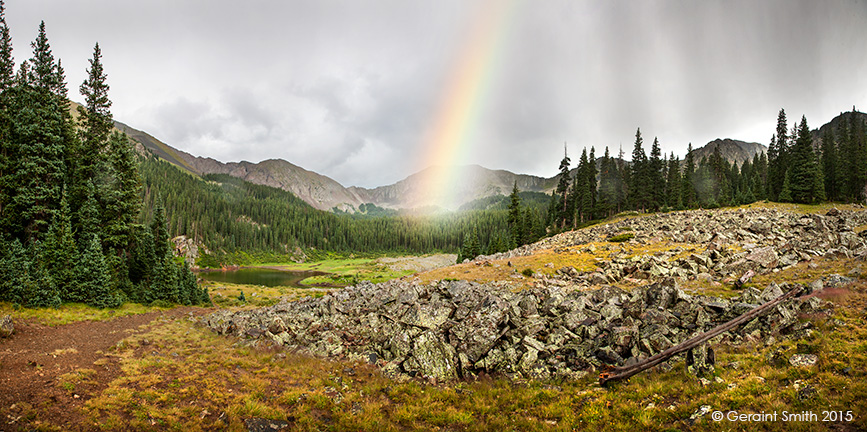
[196,268,326,288]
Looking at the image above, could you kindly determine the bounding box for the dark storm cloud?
[5,0,866,187]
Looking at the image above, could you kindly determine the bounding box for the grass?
[56,280,867,431]
[204,281,332,309]
[0,302,161,326]
[258,256,418,286]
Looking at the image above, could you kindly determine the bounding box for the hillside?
[689,139,767,167]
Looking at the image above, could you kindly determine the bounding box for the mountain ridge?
[111,109,861,213]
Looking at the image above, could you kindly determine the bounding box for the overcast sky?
[7,0,867,188]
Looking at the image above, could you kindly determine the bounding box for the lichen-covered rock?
[204,270,832,382]
[0,315,13,338]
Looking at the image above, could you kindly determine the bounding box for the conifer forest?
[1,5,866,309]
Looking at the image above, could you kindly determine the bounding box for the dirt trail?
[0,307,210,431]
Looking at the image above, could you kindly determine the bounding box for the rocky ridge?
[204,207,867,381]
[478,206,867,287]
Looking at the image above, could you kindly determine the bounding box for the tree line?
[0,5,208,309]
[545,108,867,231]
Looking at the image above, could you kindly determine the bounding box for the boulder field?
[204,207,867,381]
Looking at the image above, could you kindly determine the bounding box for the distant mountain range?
[109,107,866,213]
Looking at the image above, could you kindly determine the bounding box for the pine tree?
[630,128,649,211]
[148,252,178,304]
[29,21,59,93]
[72,43,112,227]
[768,109,789,200]
[27,241,61,308]
[151,198,170,260]
[42,191,77,301]
[787,116,824,203]
[507,181,522,245]
[0,238,29,304]
[666,152,682,209]
[682,143,696,207]
[129,226,156,286]
[555,145,571,228]
[820,129,838,201]
[0,0,13,91]
[2,71,66,240]
[648,137,664,210]
[77,180,101,245]
[102,131,142,253]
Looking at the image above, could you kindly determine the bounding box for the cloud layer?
[7,0,867,187]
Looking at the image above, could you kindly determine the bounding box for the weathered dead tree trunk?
[598,285,804,386]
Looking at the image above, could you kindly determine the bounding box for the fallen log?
[598,284,804,386]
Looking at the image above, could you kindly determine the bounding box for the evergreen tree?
[27,241,61,308]
[820,129,839,201]
[73,234,116,306]
[42,190,77,301]
[507,181,522,245]
[0,0,13,91]
[0,238,29,304]
[102,131,142,253]
[682,143,696,207]
[29,21,60,93]
[666,152,682,209]
[72,43,112,228]
[129,227,156,286]
[77,180,101,245]
[630,128,649,211]
[555,144,571,228]
[648,137,664,210]
[587,146,597,217]
[2,73,66,240]
[768,109,789,200]
[787,116,825,203]
[148,252,179,304]
[150,198,170,259]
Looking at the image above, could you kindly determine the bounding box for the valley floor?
[1,203,866,431]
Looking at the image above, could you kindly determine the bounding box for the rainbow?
[415,0,519,210]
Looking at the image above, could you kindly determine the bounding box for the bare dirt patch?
[0,306,211,431]
[375,254,458,273]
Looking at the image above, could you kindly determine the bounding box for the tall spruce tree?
[42,190,77,301]
[30,21,59,93]
[507,181,522,245]
[27,241,61,308]
[787,116,825,203]
[73,43,112,232]
[820,129,839,201]
[102,131,142,254]
[630,128,649,211]
[555,144,571,228]
[666,152,682,209]
[0,0,12,91]
[648,137,664,210]
[682,143,696,207]
[767,109,789,200]
[3,67,66,240]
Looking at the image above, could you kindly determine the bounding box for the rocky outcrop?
[171,235,209,265]
[204,275,836,381]
[476,207,867,286]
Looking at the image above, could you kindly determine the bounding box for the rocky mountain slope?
[111,108,860,212]
[688,139,766,167]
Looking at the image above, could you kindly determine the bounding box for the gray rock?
[747,246,779,269]
[0,315,12,338]
[410,330,458,380]
[789,354,818,367]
